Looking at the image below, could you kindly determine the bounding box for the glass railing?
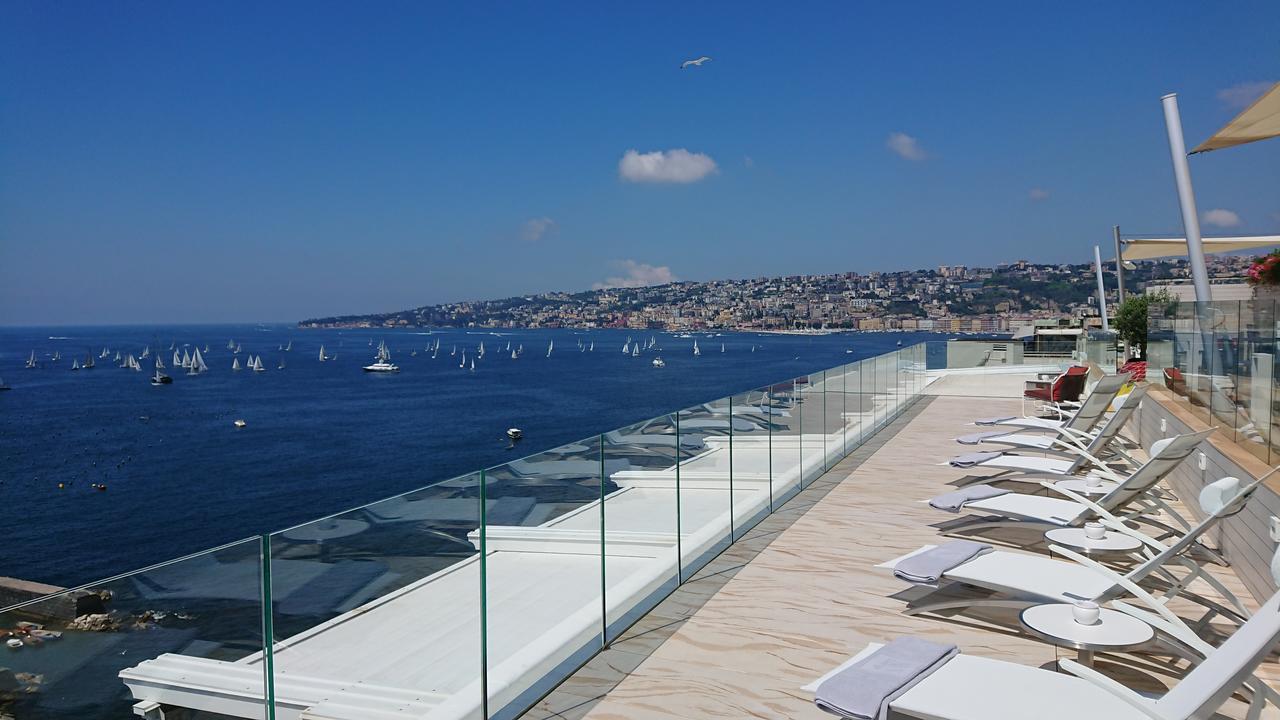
[1148,299,1279,464]
[0,343,934,720]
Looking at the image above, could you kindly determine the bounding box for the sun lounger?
[973,373,1128,433]
[964,385,1147,462]
[807,580,1280,720]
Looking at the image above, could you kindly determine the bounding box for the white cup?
[1072,600,1101,625]
[1085,475,1103,488]
[1084,522,1107,540]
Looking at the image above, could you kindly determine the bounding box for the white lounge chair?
[808,579,1280,720]
[973,373,1129,434]
[966,385,1147,462]
[941,430,1212,537]
[894,476,1261,625]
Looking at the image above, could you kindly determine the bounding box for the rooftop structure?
[4,343,1280,720]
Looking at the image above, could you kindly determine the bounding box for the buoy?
[506,428,523,441]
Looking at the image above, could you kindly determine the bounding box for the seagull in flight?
[680,56,711,70]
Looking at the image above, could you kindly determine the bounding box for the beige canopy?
[1192,82,1280,153]
[1120,236,1280,262]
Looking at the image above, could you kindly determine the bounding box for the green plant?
[1113,290,1172,360]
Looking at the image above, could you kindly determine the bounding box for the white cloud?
[592,260,678,290]
[520,216,557,242]
[1028,187,1050,201]
[886,132,926,161]
[1217,81,1275,109]
[1203,208,1241,228]
[618,149,718,183]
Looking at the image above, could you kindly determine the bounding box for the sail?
[228,340,235,350]
[546,340,553,357]
[233,358,241,370]
[286,340,292,351]
[622,342,629,353]
[319,345,326,361]
[193,348,208,372]
[173,349,181,367]
[256,356,264,371]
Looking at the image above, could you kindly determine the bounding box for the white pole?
[1161,93,1212,303]
[1094,245,1110,332]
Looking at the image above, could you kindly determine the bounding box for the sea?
[0,325,941,589]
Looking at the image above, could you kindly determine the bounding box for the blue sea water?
[0,325,938,588]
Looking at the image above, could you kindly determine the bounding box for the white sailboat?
[451,345,457,356]
[319,345,329,362]
[546,340,553,358]
[469,358,475,373]
[181,349,191,369]
[478,341,485,358]
[589,341,594,351]
[235,343,242,354]
[156,355,166,370]
[511,349,518,359]
[721,343,725,353]
[459,351,467,369]
[693,340,701,356]
[114,350,122,363]
[363,341,399,372]
[194,348,208,373]
[278,358,286,370]
[140,346,150,359]
[227,339,236,350]
[71,359,80,371]
[632,344,639,357]
[253,355,266,372]
[173,349,182,367]
[52,350,61,361]
[204,345,209,353]
[285,340,292,352]
[25,351,37,369]
[233,357,242,371]
[622,341,630,354]
[127,354,141,371]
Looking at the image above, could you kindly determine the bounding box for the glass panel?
[269,475,484,720]
[675,403,733,578]
[479,437,608,719]
[0,539,267,720]
[601,414,681,642]
[799,370,826,484]
[730,389,772,539]
[768,378,803,507]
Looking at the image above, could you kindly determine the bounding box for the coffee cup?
[1072,600,1101,625]
[1084,522,1107,540]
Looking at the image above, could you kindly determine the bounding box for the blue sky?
[2,2,1277,324]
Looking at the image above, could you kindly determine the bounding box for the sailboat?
[693,340,701,356]
[100,348,110,359]
[363,341,398,372]
[319,345,329,362]
[151,358,172,385]
[589,341,594,351]
[432,345,439,359]
[278,358,286,370]
[227,339,236,350]
[84,354,95,369]
[51,350,61,361]
[126,354,141,371]
[285,340,292,352]
[721,343,725,353]
[71,359,81,371]
[193,347,208,374]
[173,349,182,367]
[235,343,242,354]
[0,377,8,390]
[469,358,475,373]
[253,355,266,372]
[233,357,242,371]
[622,341,630,354]
[632,344,639,357]
[459,351,467,369]
[25,351,37,369]
[203,344,209,353]
[546,340,554,358]
[156,355,166,370]
[511,349,518,359]
[478,341,485,358]
[180,349,192,369]
[140,346,149,359]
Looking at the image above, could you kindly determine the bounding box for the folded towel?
[928,484,1009,512]
[948,451,1003,468]
[814,637,959,720]
[974,415,1015,425]
[893,540,993,584]
[956,430,1014,445]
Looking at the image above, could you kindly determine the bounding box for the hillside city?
[300,254,1254,332]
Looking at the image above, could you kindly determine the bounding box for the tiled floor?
[519,394,1278,720]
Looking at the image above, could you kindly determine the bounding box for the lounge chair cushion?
[961,493,1085,527]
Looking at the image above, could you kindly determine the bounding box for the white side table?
[1020,603,1153,667]
[1053,478,1118,496]
[1044,527,1144,558]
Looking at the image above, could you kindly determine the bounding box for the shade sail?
[1192,82,1280,153]
[1119,236,1280,262]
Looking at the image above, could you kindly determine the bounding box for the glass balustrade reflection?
[0,539,267,720]
[767,378,804,506]
[601,413,681,643]
[729,389,773,540]
[675,404,733,578]
[480,439,606,720]
[269,474,485,720]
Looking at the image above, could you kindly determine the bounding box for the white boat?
[589,341,594,352]
[126,354,141,371]
[173,349,182,367]
[285,340,292,352]
[721,344,725,353]
[451,345,457,356]
[235,343,242,354]
[180,349,191,368]
[227,340,236,350]
[469,359,475,373]
[233,419,247,428]
[204,345,209,353]
[114,350,121,362]
[364,341,399,372]
[253,355,266,372]
[278,358,286,370]
[511,349,518,359]
[156,356,166,370]
[652,357,665,368]
[51,351,60,361]
[232,358,242,371]
[622,341,630,354]
[151,359,172,385]
[478,341,485,358]
[693,340,701,356]
[25,351,37,369]
[546,340,554,357]
[459,351,466,368]
[140,347,149,359]
[191,348,208,374]
[71,359,80,371]
[319,345,329,362]
[632,345,639,357]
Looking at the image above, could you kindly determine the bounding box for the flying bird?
[680,56,711,69]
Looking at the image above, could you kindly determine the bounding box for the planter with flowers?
[1247,250,1280,334]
